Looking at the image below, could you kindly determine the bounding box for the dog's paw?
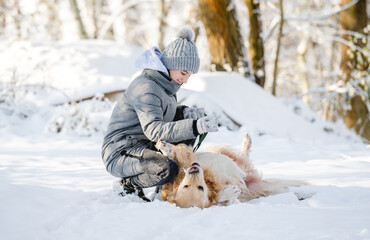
[242,133,252,152]
[155,140,174,158]
[242,133,252,150]
[218,185,241,203]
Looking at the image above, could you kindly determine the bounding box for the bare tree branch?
[266,0,360,22]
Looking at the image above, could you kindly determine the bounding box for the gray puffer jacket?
[102,69,197,164]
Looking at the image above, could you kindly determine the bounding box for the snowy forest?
[1,0,369,140]
[1,1,370,240]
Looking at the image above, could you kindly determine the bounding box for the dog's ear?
[171,198,179,206]
[203,201,212,208]
[161,190,168,201]
[167,148,175,158]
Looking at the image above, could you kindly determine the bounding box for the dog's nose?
[191,162,200,167]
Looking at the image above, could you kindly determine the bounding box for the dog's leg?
[241,133,252,159]
[155,140,175,159]
[217,185,241,204]
[226,133,254,174]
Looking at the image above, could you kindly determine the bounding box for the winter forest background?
[1,1,370,240]
[1,0,369,141]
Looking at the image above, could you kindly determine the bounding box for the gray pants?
[105,147,179,188]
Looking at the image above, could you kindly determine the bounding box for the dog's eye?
[184,185,189,188]
[197,186,204,191]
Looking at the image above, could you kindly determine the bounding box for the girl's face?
[169,69,193,85]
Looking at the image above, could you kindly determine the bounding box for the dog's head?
[172,162,210,208]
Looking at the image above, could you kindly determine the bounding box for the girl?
[101,27,218,200]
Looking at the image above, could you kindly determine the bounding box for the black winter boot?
[112,178,151,202]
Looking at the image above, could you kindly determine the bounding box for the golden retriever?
[155,133,302,208]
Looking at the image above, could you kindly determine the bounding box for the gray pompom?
[176,27,195,41]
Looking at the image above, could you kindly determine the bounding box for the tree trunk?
[244,0,265,87]
[158,0,170,51]
[123,4,142,46]
[340,0,370,141]
[340,0,368,78]
[43,0,62,40]
[186,3,201,43]
[0,1,7,36]
[90,0,100,39]
[198,0,248,73]
[69,0,89,39]
[297,38,309,104]
[14,3,22,40]
[344,95,370,140]
[272,0,284,96]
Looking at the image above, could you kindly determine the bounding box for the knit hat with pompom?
[161,27,200,73]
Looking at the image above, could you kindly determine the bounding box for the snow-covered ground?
[1,41,369,240]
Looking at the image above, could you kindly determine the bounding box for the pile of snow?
[0,41,369,240]
[181,72,359,142]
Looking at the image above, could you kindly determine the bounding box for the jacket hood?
[135,46,169,76]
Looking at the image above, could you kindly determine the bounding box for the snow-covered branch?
[285,0,360,22]
[300,75,369,99]
[331,36,370,58]
[265,0,360,22]
[335,30,370,40]
[97,0,152,40]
